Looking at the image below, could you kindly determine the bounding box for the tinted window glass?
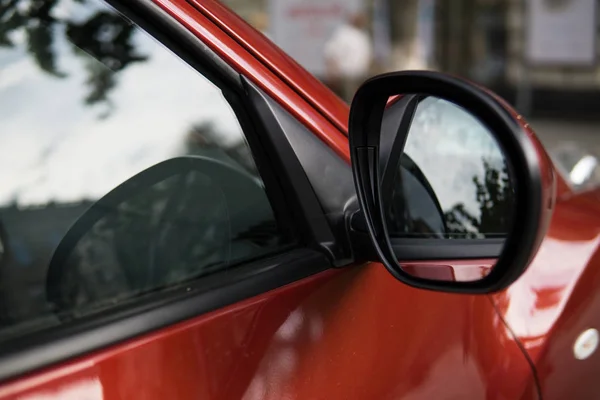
[0,0,289,340]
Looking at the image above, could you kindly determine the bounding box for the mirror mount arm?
[379,95,421,208]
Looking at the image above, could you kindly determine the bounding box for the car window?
[388,97,514,239]
[0,0,290,340]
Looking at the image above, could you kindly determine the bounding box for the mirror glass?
[380,95,515,281]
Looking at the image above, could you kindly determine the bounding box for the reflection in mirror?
[379,94,515,282]
[381,95,515,241]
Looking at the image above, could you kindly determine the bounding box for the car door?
[0,1,538,399]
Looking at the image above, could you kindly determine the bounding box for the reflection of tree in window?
[185,122,258,176]
[182,126,280,251]
[0,0,147,110]
[444,159,513,239]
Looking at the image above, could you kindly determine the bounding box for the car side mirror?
[348,71,556,293]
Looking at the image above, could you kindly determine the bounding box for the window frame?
[0,0,335,381]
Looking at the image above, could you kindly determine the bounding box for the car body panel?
[0,0,597,399]
[492,188,600,400]
[0,265,538,400]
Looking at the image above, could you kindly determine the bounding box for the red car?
[0,0,597,399]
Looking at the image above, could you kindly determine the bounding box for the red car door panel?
[0,265,537,400]
[492,190,600,400]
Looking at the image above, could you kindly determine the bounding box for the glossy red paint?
[0,263,538,400]
[1,0,597,399]
[0,270,338,400]
[492,189,600,400]
[486,87,600,400]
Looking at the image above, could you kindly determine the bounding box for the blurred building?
[434,0,600,119]
[221,0,600,119]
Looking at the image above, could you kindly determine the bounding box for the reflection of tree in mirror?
[0,0,147,109]
[444,159,513,238]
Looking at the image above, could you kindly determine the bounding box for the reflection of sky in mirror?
[0,0,243,206]
[404,97,505,219]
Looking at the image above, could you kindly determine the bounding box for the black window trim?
[0,0,336,382]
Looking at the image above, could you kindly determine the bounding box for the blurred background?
[226,0,600,160]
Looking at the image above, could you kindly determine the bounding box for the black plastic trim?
[222,89,300,244]
[350,224,505,261]
[242,78,342,262]
[391,239,504,260]
[244,81,358,266]
[380,95,420,207]
[258,92,356,219]
[0,249,329,382]
[349,71,544,293]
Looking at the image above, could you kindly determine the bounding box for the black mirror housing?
[348,71,556,294]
